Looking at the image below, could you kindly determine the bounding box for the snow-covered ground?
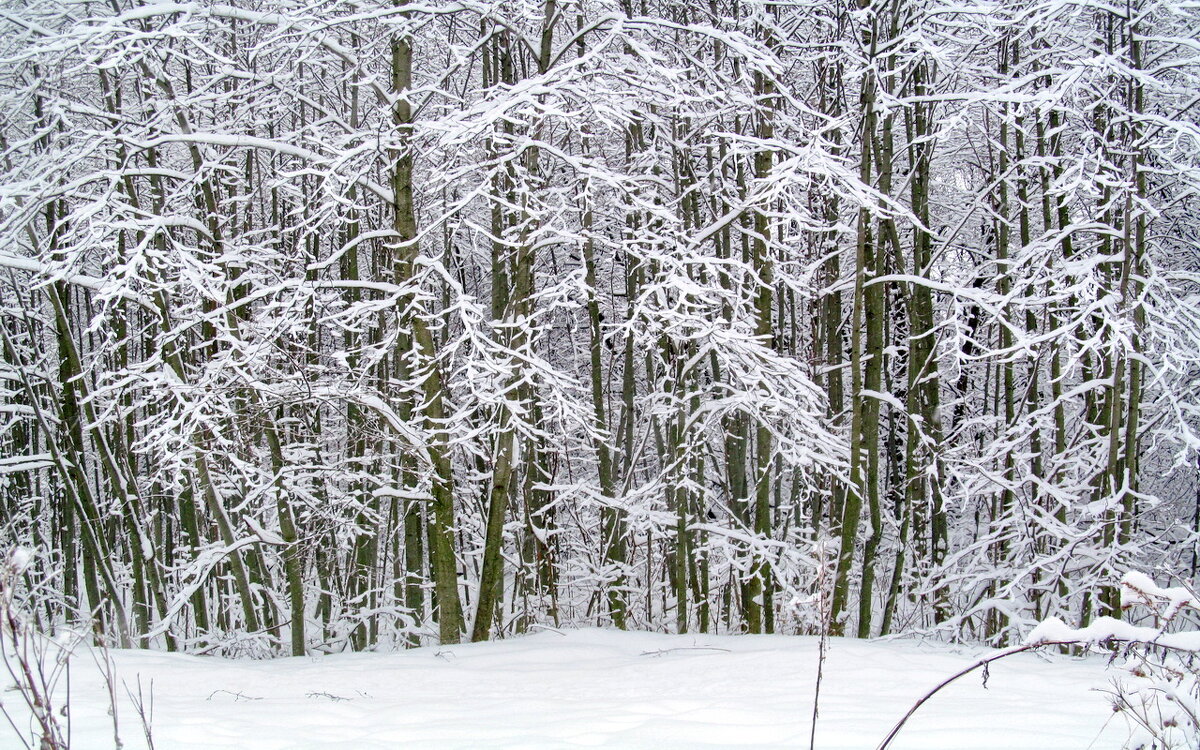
[4,628,1132,749]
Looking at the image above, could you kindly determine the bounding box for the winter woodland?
[0,0,1199,661]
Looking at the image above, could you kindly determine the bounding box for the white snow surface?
[5,628,1133,749]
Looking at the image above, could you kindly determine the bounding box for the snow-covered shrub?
[0,547,68,750]
[1028,572,1200,749]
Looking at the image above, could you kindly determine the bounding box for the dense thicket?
[1,0,1198,656]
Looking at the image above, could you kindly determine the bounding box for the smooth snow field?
[4,628,1132,749]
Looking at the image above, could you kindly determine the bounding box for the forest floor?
[2,627,1134,749]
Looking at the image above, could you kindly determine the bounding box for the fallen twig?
[207,690,262,702]
[639,646,732,657]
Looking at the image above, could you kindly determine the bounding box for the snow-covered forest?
[1,0,1199,662]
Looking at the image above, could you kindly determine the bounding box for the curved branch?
[875,637,1190,750]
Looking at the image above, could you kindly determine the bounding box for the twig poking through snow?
[206,690,262,702]
[639,647,732,657]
